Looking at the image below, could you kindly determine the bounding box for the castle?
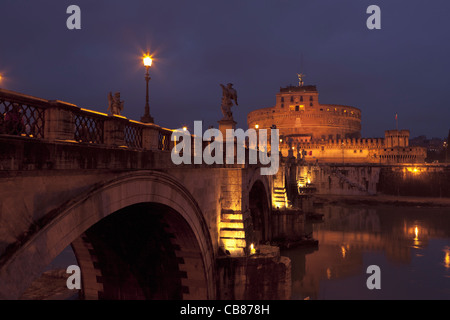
[247,77,426,164]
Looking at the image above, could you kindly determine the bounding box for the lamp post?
[141,53,154,123]
[444,141,448,163]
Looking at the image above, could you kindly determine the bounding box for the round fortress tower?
[247,81,361,141]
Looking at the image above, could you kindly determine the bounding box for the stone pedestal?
[45,101,76,141]
[218,118,237,141]
[104,117,125,147]
[142,125,160,150]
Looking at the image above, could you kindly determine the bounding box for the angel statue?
[107,92,124,116]
[220,83,238,120]
[297,73,305,87]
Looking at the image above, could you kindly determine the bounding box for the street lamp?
[444,141,448,163]
[141,52,154,123]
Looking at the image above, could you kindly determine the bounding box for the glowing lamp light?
[250,243,256,255]
[141,51,154,123]
[143,54,153,67]
[406,167,421,174]
[182,126,187,131]
[255,124,259,129]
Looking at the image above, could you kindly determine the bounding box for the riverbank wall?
[308,163,450,198]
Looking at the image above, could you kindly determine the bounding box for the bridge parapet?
[0,88,173,152]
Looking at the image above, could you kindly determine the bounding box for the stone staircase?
[297,176,306,186]
[272,186,290,209]
[219,209,248,256]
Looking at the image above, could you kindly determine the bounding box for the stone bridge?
[0,89,294,300]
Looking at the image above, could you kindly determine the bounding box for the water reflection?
[281,204,450,300]
[444,247,450,270]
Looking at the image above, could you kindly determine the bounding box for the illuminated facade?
[247,84,361,140]
[247,81,426,164]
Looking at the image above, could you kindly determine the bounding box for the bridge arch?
[0,171,216,300]
[248,176,272,244]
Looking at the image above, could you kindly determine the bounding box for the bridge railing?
[0,89,47,138]
[0,88,174,152]
[73,108,105,144]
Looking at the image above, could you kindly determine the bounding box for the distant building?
[247,79,426,164]
[410,134,449,163]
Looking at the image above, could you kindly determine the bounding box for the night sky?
[1,0,449,139]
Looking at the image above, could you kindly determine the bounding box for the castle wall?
[301,163,450,198]
[247,85,361,140]
[246,84,426,164]
[279,138,426,164]
[309,164,381,195]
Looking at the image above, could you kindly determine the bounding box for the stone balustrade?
[0,88,174,151]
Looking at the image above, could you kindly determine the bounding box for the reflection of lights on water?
[341,246,346,259]
[412,225,421,249]
[414,226,419,241]
[326,267,331,279]
[340,244,350,259]
[406,224,422,248]
[444,247,450,269]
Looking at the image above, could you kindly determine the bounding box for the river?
[281,202,450,300]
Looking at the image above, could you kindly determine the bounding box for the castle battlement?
[247,79,426,164]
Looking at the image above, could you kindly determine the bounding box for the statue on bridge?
[107,92,124,116]
[220,83,238,120]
